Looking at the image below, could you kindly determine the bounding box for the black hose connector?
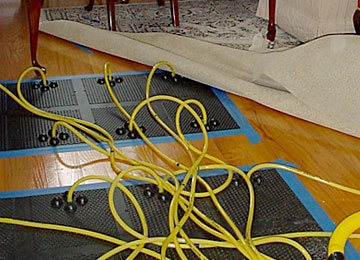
[232,177,240,187]
[49,137,60,147]
[64,202,77,214]
[59,132,70,141]
[204,124,212,132]
[31,82,41,89]
[115,127,126,136]
[109,80,116,87]
[40,85,49,92]
[158,193,167,202]
[190,120,199,129]
[50,197,63,209]
[209,118,220,127]
[139,126,146,133]
[128,131,137,139]
[143,185,156,199]
[251,173,262,186]
[97,78,105,85]
[49,81,58,88]
[76,195,88,206]
[172,76,179,83]
[328,252,345,260]
[38,134,48,142]
[114,77,123,84]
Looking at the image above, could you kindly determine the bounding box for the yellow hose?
[1,62,360,260]
[328,211,360,259]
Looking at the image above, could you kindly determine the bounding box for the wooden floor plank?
[1,0,360,253]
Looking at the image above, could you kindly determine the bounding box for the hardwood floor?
[1,0,360,253]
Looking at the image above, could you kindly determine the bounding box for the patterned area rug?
[41,0,301,50]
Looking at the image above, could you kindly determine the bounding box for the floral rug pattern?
[41,0,301,50]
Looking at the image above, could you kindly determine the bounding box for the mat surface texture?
[0,72,256,155]
[0,169,328,260]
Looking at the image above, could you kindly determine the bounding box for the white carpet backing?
[39,20,360,138]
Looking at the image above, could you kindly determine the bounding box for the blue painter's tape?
[81,15,100,24]
[71,42,94,55]
[211,88,261,144]
[0,159,359,257]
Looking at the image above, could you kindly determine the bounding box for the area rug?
[40,0,301,50]
[39,1,360,138]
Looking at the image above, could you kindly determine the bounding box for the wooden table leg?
[157,0,165,6]
[27,0,46,73]
[267,0,276,42]
[106,0,116,31]
[87,0,117,30]
[84,0,95,11]
[170,0,179,27]
[354,0,360,34]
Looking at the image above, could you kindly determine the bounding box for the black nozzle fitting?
[328,252,345,260]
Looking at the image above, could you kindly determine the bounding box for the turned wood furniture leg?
[267,0,276,42]
[170,0,179,27]
[354,0,360,34]
[84,0,95,11]
[106,0,117,31]
[86,0,118,30]
[27,0,46,73]
[157,0,165,6]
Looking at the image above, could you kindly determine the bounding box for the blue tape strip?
[211,88,261,144]
[275,159,360,260]
[81,15,100,24]
[0,159,358,257]
[71,42,94,55]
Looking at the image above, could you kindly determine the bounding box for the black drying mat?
[0,169,328,260]
[0,72,241,153]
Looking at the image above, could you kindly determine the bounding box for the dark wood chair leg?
[157,0,165,6]
[85,0,95,12]
[27,0,46,73]
[354,0,360,34]
[106,0,116,31]
[170,0,179,27]
[267,0,276,42]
